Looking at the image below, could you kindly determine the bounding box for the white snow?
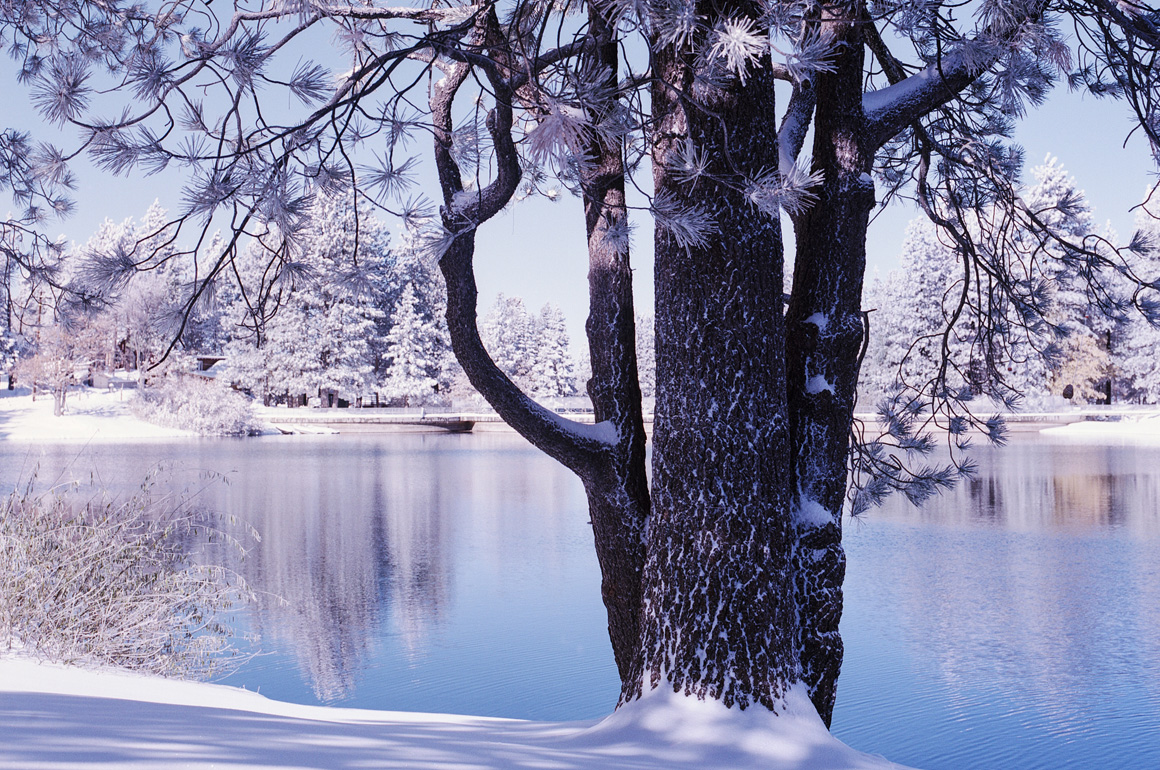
[805,313,829,333]
[0,656,913,770]
[1040,413,1160,442]
[805,375,834,395]
[535,393,620,445]
[795,497,834,529]
[862,64,944,118]
[0,388,194,441]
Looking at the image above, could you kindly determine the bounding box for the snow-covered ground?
[0,657,908,770]
[0,387,194,441]
[1039,411,1160,441]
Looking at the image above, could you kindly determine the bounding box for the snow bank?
[0,388,195,441]
[0,657,912,770]
[1040,413,1160,443]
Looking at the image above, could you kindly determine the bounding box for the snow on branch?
[863,51,981,146]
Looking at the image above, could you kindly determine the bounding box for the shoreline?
[3,385,1159,441]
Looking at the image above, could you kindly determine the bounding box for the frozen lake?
[3,432,1158,769]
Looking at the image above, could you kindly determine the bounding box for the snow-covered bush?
[0,478,255,679]
[133,376,261,436]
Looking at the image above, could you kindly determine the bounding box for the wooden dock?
[264,412,487,434]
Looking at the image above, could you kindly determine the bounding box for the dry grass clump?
[0,475,256,679]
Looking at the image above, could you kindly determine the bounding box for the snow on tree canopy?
[383,282,441,406]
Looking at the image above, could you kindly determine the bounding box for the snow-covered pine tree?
[175,230,231,356]
[1021,159,1110,403]
[0,326,16,383]
[857,270,898,406]
[383,282,440,406]
[480,294,538,391]
[21,0,1160,729]
[634,314,655,399]
[221,197,390,403]
[384,241,456,398]
[1114,207,1160,403]
[888,219,960,394]
[124,202,186,381]
[0,277,19,385]
[75,215,137,373]
[531,303,577,399]
[861,160,1120,411]
[67,202,191,381]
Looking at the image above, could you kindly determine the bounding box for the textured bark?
[636,17,799,709]
[785,9,873,727]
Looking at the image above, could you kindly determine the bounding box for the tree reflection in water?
[196,432,594,705]
[837,435,1160,769]
[874,436,1160,534]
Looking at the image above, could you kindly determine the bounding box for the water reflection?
[193,435,592,704]
[0,435,613,711]
[211,449,418,701]
[3,433,1159,766]
[872,437,1160,534]
[836,436,1160,769]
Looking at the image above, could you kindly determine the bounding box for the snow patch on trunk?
[804,313,829,333]
[805,376,833,395]
[794,497,834,530]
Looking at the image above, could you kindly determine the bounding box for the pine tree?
[1024,159,1110,403]
[862,160,1116,410]
[21,0,1160,726]
[857,269,901,407]
[480,294,537,390]
[174,230,231,355]
[634,314,655,399]
[531,303,577,398]
[386,244,455,397]
[221,197,390,402]
[1114,209,1160,403]
[383,282,440,406]
[891,219,960,394]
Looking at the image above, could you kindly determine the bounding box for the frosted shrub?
[133,376,262,436]
[0,479,255,679]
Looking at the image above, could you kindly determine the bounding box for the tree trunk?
[635,29,799,708]
[785,11,874,726]
[577,6,651,696]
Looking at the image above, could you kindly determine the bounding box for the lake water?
[2,432,1158,769]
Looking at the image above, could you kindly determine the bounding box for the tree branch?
[863,50,981,149]
[778,80,815,174]
[431,36,616,478]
